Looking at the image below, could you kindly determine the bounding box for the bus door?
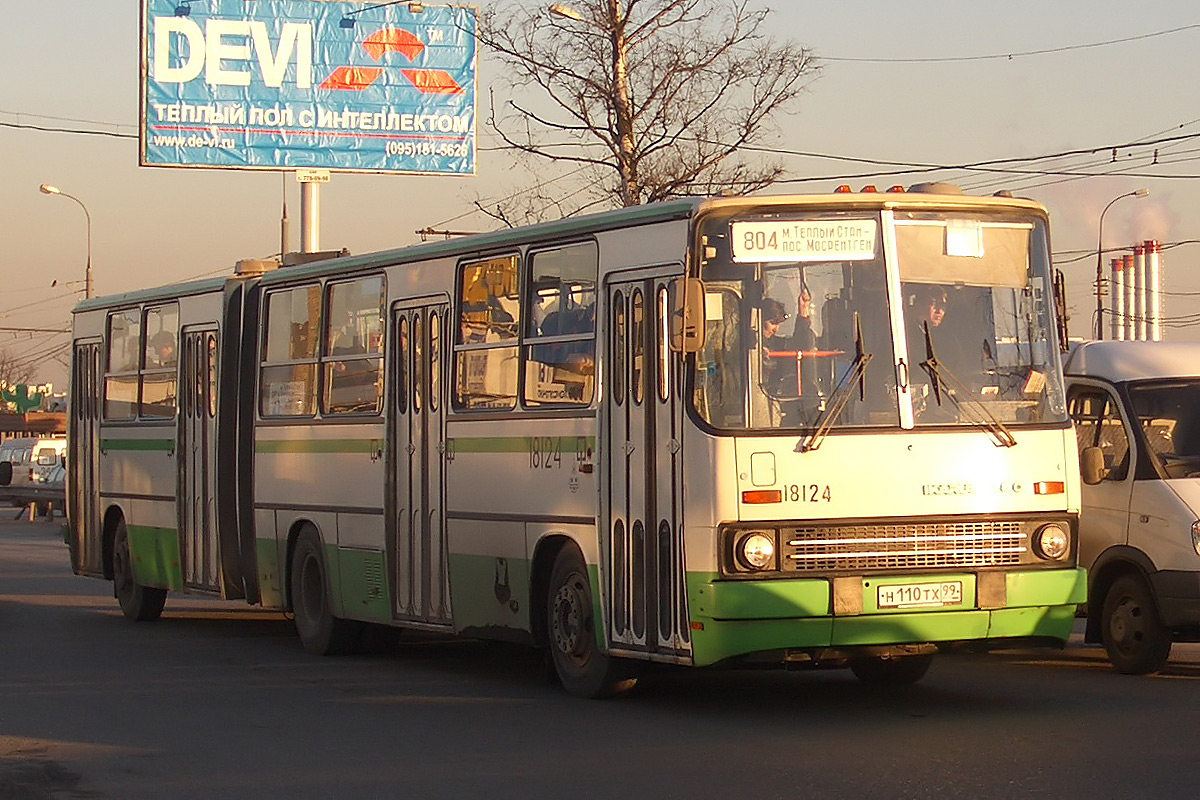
[605,269,690,659]
[68,340,103,576]
[388,301,452,626]
[179,328,220,591]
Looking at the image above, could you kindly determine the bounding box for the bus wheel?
[1101,574,1172,674]
[112,519,166,622]
[849,654,933,686]
[291,528,360,655]
[547,544,637,698]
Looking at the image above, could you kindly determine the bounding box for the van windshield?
[1127,380,1200,478]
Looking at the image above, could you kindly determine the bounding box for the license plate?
[877,580,963,609]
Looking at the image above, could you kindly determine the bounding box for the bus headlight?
[1033,523,1070,561]
[736,531,777,571]
[1191,521,1200,557]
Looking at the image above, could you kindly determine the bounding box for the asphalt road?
[3,516,1199,799]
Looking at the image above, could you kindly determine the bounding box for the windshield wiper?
[798,314,872,453]
[919,322,1017,448]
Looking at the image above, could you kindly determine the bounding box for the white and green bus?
[67,188,1086,696]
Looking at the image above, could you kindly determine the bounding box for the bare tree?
[478,0,819,215]
[0,346,35,388]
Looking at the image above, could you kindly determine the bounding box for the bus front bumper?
[684,567,1087,667]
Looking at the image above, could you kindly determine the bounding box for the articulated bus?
[68,188,1087,696]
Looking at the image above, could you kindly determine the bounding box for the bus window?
[693,288,744,427]
[631,290,645,406]
[260,285,320,417]
[524,242,597,406]
[657,285,670,402]
[396,315,409,415]
[897,219,1065,427]
[140,304,178,418]
[612,291,626,405]
[428,309,441,412]
[454,255,519,410]
[322,276,385,415]
[104,309,140,419]
[207,333,217,419]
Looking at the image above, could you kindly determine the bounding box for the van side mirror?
[1081,446,1106,485]
[670,277,706,354]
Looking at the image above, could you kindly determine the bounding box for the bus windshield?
[692,209,1068,433]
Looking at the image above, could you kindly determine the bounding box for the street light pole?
[1094,188,1149,339]
[39,183,93,299]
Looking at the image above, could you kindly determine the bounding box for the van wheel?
[1101,574,1172,674]
[547,544,638,698]
[290,527,361,655]
[112,519,167,622]
[849,654,934,686]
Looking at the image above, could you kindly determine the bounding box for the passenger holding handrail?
[761,288,817,399]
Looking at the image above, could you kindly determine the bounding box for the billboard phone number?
[386,140,470,158]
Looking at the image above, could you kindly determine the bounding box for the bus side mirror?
[1080,446,1106,485]
[670,277,706,354]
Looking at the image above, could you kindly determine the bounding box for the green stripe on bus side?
[126,524,183,590]
[255,438,382,454]
[101,438,175,452]
[450,436,597,454]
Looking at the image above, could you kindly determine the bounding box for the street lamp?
[1094,188,1149,339]
[548,4,583,21]
[39,183,93,300]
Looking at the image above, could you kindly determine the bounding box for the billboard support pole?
[300,181,320,253]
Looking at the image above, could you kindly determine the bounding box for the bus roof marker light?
[860,185,877,193]
[834,185,852,193]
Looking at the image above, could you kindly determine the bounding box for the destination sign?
[730,220,878,262]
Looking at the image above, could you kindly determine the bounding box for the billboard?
[140,0,476,174]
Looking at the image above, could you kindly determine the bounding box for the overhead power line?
[822,24,1200,64]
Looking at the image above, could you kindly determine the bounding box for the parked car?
[0,435,66,509]
[1064,340,1200,674]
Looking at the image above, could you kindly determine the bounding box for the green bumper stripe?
[685,567,1087,667]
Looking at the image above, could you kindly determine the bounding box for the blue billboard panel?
[140,0,476,174]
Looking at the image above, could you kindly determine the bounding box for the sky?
[4,0,1199,391]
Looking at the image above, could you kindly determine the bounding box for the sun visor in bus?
[894,222,1031,288]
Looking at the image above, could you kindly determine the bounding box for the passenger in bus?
[907,284,979,418]
[149,331,176,368]
[538,302,596,375]
[761,289,816,397]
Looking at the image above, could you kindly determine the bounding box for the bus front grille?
[781,521,1029,572]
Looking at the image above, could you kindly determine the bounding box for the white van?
[0,435,66,496]
[1064,341,1200,674]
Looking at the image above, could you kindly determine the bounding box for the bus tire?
[112,519,167,622]
[1101,574,1172,675]
[849,653,933,686]
[291,527,361,656]
[547,544,638,698]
